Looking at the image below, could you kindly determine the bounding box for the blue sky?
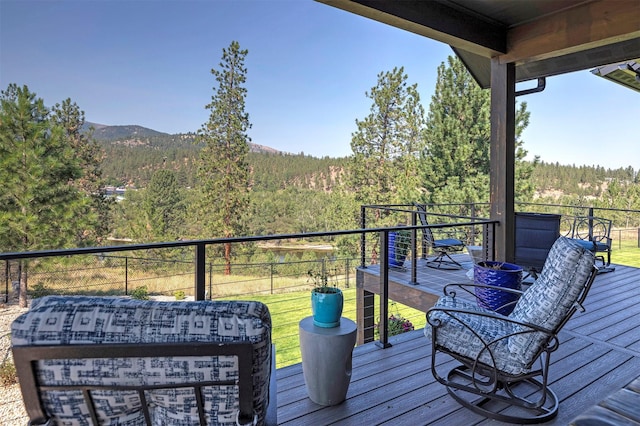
[1,0,638,170]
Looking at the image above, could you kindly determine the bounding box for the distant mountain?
[249,143,280,155]
[83,122,280,154]
[83,123,169,140]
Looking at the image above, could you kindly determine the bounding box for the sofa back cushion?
[12,296,272,425]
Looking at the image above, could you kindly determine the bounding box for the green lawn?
[610,240,640,268]
[236,288,427,369]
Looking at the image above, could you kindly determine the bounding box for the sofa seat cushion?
[12,296,272,426]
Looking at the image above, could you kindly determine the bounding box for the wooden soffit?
[318,0,640,88]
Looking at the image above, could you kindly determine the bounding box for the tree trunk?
[224,242,231,275]
[19,261,28,308]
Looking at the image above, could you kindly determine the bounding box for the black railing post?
[360,205,367,268]
[195,243,206,301]
[470,203,477,246]
[376,230,392,349]
[125,257,128,295]
[410,215,418,285]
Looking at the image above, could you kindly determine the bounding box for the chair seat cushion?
[12,296,272,426]
[426,296,532,375]
[433,239,463,248]
[570,238,608,252]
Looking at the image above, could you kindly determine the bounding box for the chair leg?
[426,251,462,270]
[594,251,616,274]
[444,365,559,424]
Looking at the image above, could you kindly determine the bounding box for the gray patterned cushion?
[509,236,594,364]
[426,296,529,374]
[427,236,594,376]
[12,296,272,426]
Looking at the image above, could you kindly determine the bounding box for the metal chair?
[568,215,613,271]
[426,237,598,423]
[414,203,465,270]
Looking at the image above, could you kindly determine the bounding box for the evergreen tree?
[195,41,251,273]
[347,67,426,208]
[0,84,87,306]
[420,56,534,212]
[144,169,185,240]
[50,99,112,244]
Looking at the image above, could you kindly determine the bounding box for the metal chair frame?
[414,203,466,270]
[13,341,277,426]
[569,215,613,268]
[427,264,598,424]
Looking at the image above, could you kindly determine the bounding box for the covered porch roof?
[317,0,640,261]
[318,0,640,89]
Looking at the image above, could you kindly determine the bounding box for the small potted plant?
[309,268,343,328]
[388,228,411,268]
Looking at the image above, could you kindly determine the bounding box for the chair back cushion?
[508,236,594,364]
[12,296,272,425]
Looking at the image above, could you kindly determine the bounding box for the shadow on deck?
[276,261,640,425]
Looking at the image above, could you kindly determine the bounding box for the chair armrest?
[426,302,557,383]
[427,304,553,336]
[443,282,525,298]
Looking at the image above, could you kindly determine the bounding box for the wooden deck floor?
[275,261,640,425]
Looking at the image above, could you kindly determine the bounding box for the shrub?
[29,282,52,299]
[0,360,17,386]
[174,290,186,300]
[130,286,149,300]
[375,312,415,338]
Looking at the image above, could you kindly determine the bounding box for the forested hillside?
[92,126,347,191]
[531,161,638,199]
[94,125,638,200]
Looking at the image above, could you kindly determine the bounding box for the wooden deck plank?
[554,356,640,425]
[275,262,640,425]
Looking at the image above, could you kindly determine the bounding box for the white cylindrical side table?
[299,316,357,406]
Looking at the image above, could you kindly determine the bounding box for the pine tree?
[347,67,426,207]
[50,99,112,244]
[195,41,251,274]
[144,169,185,240]
[0,84,87,306]
[420,56,533,212]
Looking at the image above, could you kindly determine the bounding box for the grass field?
[225,288,427,368]
[610,240,640,268]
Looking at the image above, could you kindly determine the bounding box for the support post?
[490,58,516,262]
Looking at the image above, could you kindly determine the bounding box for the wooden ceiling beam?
[501,0,640,65]
[318,0,507,56]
